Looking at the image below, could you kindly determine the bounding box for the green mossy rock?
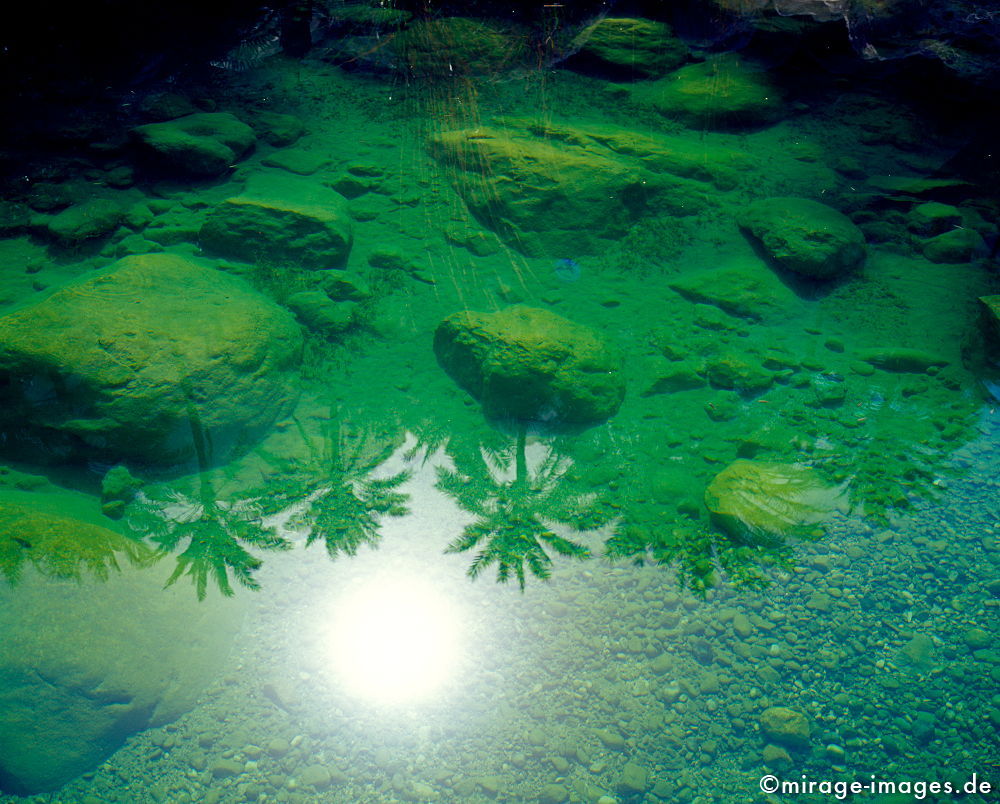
[434,306,625,424]
[855,347,948,373]
[582,125,751,191]
[568,17,688,80]
[922,227,988,263]
[200,171,353,269]
[254,111,305,146]
[981,295,1000,351]
[285,291,359,336]
[630,54,783,129]
[392,17,528,78]
[668,256,800,322]
[705,460,847,541]
[759,706,811,750]
[906,201,962,236]
[705,355,773,395]
[0,254,302,466]
[738,197,866,279]
[617,760,650,793]
[0,501,244,795]
[46,199,125,245]
[428,127,651,256]
[130,112,255,176]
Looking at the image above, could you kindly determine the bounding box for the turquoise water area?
[0,5,998,803]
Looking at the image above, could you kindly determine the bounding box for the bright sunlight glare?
[324,573,463,706]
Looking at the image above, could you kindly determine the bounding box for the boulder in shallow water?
[434,305,625,424]
[668,255,800,322]
[705,460,847,541]
[921,227,988,263]
[567,17,688,80]
[0,501,244,795]
[46,198,125,245]
[980,295,1000,357]
[428,126,653,256]
[630,54,783,129]
[200,171,353,269]
[0,253,302,466]
[759,706,811,750]
[130,112,255,176]
[738,196,866,279]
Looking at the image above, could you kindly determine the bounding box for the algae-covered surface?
[0,7,998,803]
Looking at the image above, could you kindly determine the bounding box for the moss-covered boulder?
[582,124,751,191]
[285,291,359,336]
[434,306,625,424]
[0,500,244,794]
[980,295,1000,356]
[392,17,528,78]
[668,256,800,322]
[922,227,988,263]
[906,201,962,236]
[738,197,866,279]
[759,707,811,750]
[428,127,653,256]
[0,254,302,466]
[130,112,256,176]
[254,111,305,146]
[567,17,688,80]
[200,171,353,269]
[705,460,847,541]
[45,198,125,245]
[630,54,783,129]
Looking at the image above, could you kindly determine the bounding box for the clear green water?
[0,11,998,804]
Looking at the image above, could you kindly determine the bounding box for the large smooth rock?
[759,706,811,750]
[705,460,847,541]
[583,125,751,191]
[738,197,866,279]
[567,17,688,79]
[434,306,625,424]
[428,127,653,256]
[130,112,256,176]
[0,499,244,795]
[981,295,1000,356]
[46,199,125,245]
[668,255,800,322]
[200,171,353,269]
[630,54,783,129]
[0,253,302,466]
[392,17,528,78]
[921,227,988,263]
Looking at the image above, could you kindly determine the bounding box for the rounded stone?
[434,305,625,425]
[738,196,866,279]
[0,253,302,466]
[760,706,811,749]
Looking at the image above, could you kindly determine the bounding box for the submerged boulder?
[738,197,866,279]
[567,17,688,79]
[46,198,125,245]
[391,17,528,78]
[630,54,783,129]
[705,460,847,541]
[0,500,244,794]
[759,707,811,750]
[130,112,255,176]
[668,255,800,322]
[434,306,625,424]
[980,295,1000,357]
[921,227,988,263]
[200,171,353,269]
[0,253,302,466]
[428,127,653,256]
